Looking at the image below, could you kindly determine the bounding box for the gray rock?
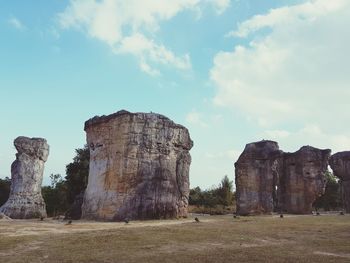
[81,110,193,221]
[235,140,282,215]
[329,151,350,213]
[0,136,49,219]
[235,141,330,215]
[279,146,331,214]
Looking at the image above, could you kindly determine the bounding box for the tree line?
[0,145,90,216]
[0,146,345,215]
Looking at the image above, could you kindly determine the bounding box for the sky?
[1,0,349,189]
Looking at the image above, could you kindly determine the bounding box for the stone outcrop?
[235,141,330,215]
[0,137,49,219]
[81,110,193,221]
[235,140,282,215]
[279,146,331,214]
[329,152,350,213]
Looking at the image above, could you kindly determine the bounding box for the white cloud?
[264,129,290,139]
[117,33,191,74]
[205,149,240,160]
[262,124,350,154]
[211,0,350,134]
[226,149,241,162]
[8,16,25,30]
[230,0,347,38]
[186,110,208,128]
[211,0,230,14]
[58,0,229,75]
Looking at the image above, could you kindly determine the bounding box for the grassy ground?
[0,214,349,263]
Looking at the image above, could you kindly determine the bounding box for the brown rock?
[235,141,330,215]
[0,137,49,219]
[81,110,193,221]
[279,146,331,214]
[235,140,282,215]
[329,151,350,213]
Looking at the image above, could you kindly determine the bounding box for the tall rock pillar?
[235,140,282,215]
[81,110,193,221]
[0,136,49,219]
[279,146,331,214]
[329,152,350,213]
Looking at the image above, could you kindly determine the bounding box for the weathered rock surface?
[0,137,49,219]
[235,141,330,215]
[279,146,331,214]
[329,152,350,213]
[235,140,282,215]
[81,110,193,221]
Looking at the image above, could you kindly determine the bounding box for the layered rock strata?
[81,110,193,221]
[0,137,49,219]
[235,140,330,215]
[329,152,350,213]
[235,140,282,215]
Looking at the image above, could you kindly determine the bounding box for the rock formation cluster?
[329,152,350,213]
[0,136,49,219]
[235,140,331,215]
[81,110,193,221]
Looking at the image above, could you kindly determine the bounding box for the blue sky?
[1,0,349,189]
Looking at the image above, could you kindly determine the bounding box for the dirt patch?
[0,218,201,237]
[314,251,350,259]
[0,213,12,221]
[0,241,43,257]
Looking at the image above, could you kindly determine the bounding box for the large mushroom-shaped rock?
[279,146,331,214]
[329,152,350,213]
[235,140,282,215]
[0,137,49,219]
[81,110,193,221]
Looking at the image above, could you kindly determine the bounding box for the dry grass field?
[0,214,349,263]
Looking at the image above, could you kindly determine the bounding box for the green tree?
[42,174,69,216]
[50,173,63,188]
[189,186,203,207]
[202,189,220,208]
[313,171,342,211]
[0,177,11,206]
[217,175,234,207]
[65,145,90,203]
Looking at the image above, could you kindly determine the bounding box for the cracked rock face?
[235,140,282,215]
[81,110,193,221]
[330,152,350,213]
[0,137,49,219]
[279,146,331,214]
[235,141,330,215]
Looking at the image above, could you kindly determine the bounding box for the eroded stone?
[0,136,49,219]
[235,141,330,215]
[235,140,282,215]
[81,110,193,221]
[279,146,331,214]
[329,151,350,213]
